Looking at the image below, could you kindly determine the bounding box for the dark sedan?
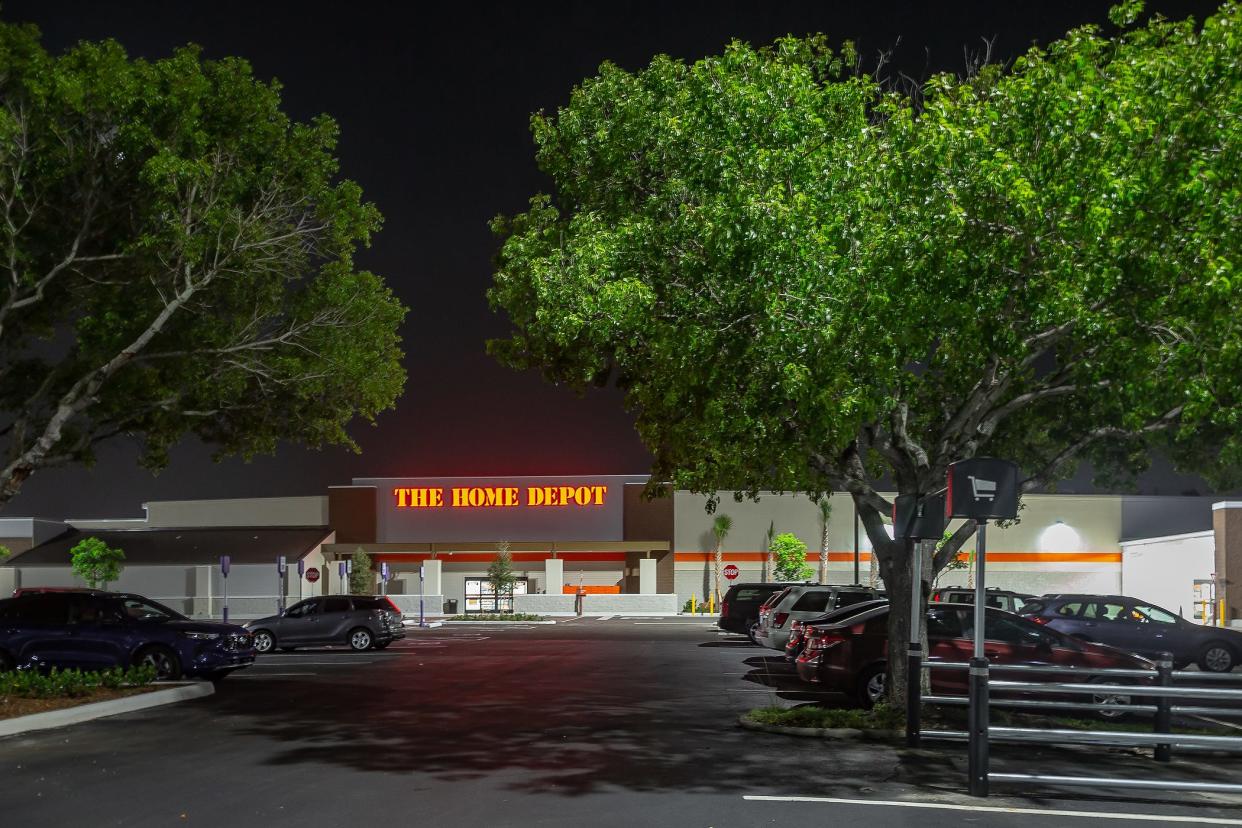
[245,595,404,652]
[796,602,1153,713]
[1020,594,1242,672]
[0,590,255,680]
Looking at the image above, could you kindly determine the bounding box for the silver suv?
[755,584,880,651]
[246,595,405,652]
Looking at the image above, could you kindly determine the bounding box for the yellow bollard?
[691,593,697,615]
[709,592,716,615]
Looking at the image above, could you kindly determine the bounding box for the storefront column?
[639,558,657,595]
[0,566,20,599]
[192,565,212,619]
[1213,501,1242,627]
[545,558,564,595]
[422,559,442,597]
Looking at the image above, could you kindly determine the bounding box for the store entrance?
[464,577,529,613]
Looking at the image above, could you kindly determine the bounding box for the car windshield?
[119,595,185,622]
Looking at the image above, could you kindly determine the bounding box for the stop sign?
[305,567,320,583]
[723,564,740,580]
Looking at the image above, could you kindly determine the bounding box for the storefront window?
[464,578,528,613]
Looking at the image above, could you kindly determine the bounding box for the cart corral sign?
[946,458,1020,521]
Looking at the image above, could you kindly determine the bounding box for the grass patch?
[447,613,547,621]
[748,703,904,730]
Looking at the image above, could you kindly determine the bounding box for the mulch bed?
[0,686,160,720]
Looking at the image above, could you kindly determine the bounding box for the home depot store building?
[1,474,1238,624]
[322,476,1239,624]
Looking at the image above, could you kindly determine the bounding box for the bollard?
[691,593,697,616]
[709,592,716,615]
[1155,651,1173,762]
[968,656,990,797]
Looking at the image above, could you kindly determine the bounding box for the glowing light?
[1038,521,1083,552]
[392,484,607,509]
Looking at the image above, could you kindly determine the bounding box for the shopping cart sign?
[946,458,1019,520]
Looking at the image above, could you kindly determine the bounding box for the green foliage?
[69,536,125,589]
[0,665,156,698]
[0,544,9,563]
[0,22,407,505]
[747,703,903,730]
[711,514,733,547]
[771,532,813,581]
[348,548,372,595]
[488,541,517,598]
[489,1,1242,531]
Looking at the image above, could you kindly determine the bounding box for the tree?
[349,548,373,595]
[711,513,733,601]
[488,541,517,608]
[816,498,832,584]
[771,533,813,582]
[488,3,1242,702]
[762,521,776,582]
[0,24,407,506]
[70,536,124,589]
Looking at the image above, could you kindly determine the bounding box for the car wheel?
[136,645,183,681]
[1198,642,1236,673]
[1090,677,1136,720]
[856,664,886,709]
[348,627,374,651]
[251,630,276,653]
[747,622,760,644]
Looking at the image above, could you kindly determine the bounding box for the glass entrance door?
[464,578,528,613]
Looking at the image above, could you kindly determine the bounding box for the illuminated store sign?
[394,484,607,509]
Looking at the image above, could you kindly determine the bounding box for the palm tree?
[712,514,733,603]
[763,521,775,582]
[817,498,832,584]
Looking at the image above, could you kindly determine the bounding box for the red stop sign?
[723,564,740,580]
[305,567,320,583]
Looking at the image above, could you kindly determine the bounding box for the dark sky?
[0,0,1221,518]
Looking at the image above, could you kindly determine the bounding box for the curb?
[737,713,901,742]
[440,620,557,625]
[402,621,444,629]
[0,682,215,739]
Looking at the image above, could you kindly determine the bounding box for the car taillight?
[384,597,401,614]
[804,629,846,652]
[1030,616,1051,625]
[790,619,802,632]
[720,601,729,617]
[932,593,941,602]
[773,612,789,628]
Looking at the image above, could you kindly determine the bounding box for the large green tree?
[489,2,1242,701]
[0,23,407,504]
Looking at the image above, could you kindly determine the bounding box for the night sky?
[0,1,1221,518]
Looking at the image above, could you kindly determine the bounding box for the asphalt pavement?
[1,616,1241,827]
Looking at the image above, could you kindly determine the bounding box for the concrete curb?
[0,681,215,739]
[737,713,901,742]
[440,620,557,625]
[402,620,444,629]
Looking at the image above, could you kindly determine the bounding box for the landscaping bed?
[445,613,548,621]
[0,666,157,721]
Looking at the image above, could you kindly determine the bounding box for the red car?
[796,602,1154,713]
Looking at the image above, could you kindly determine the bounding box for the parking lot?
[3,618,1242,827]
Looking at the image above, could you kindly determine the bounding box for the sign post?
[338,560,347,590]
[893,491,946,748]
[276,556,287,614]
[945,458,1020,799]
[305,567,320,585]
[419,564,426,627]
[220,555,231,623]
[380,562,390,595]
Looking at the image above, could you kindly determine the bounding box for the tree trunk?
[881,539,933,707]
[819,525,829,584]
[713,545,722,603]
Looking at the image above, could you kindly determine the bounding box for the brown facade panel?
[328,486,378,545]
[1214,505,1242,623]
[623,483,673,547]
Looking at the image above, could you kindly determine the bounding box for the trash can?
[443,599,458,615]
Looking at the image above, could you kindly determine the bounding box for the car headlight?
[182,631,221,641]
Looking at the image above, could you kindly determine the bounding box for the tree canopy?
[489,2,1242,697]
[0,23,407,504]
[69,536,124,589]
[490,1,1240,548]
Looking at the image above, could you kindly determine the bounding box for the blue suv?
[0,590,255,680]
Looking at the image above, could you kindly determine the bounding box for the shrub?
[0,665,157,699]
[771,533,813,581]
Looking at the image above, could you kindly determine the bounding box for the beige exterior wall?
[140,496,329,529]
[673,491,1125,601]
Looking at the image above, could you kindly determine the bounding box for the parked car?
[785,599,889,662]
[0,590,255,680]
[796,602,1154,714]
[931,587,1033,613]
[755,584,881,651]
[717,582,801,636]
[1019,594,1242,672]
[246,595,405,652]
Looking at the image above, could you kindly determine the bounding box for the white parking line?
[741,795,1242,824]
[251,660,384,666]
[234,672,316,678]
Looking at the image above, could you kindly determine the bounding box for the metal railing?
[916,654,1242,797]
